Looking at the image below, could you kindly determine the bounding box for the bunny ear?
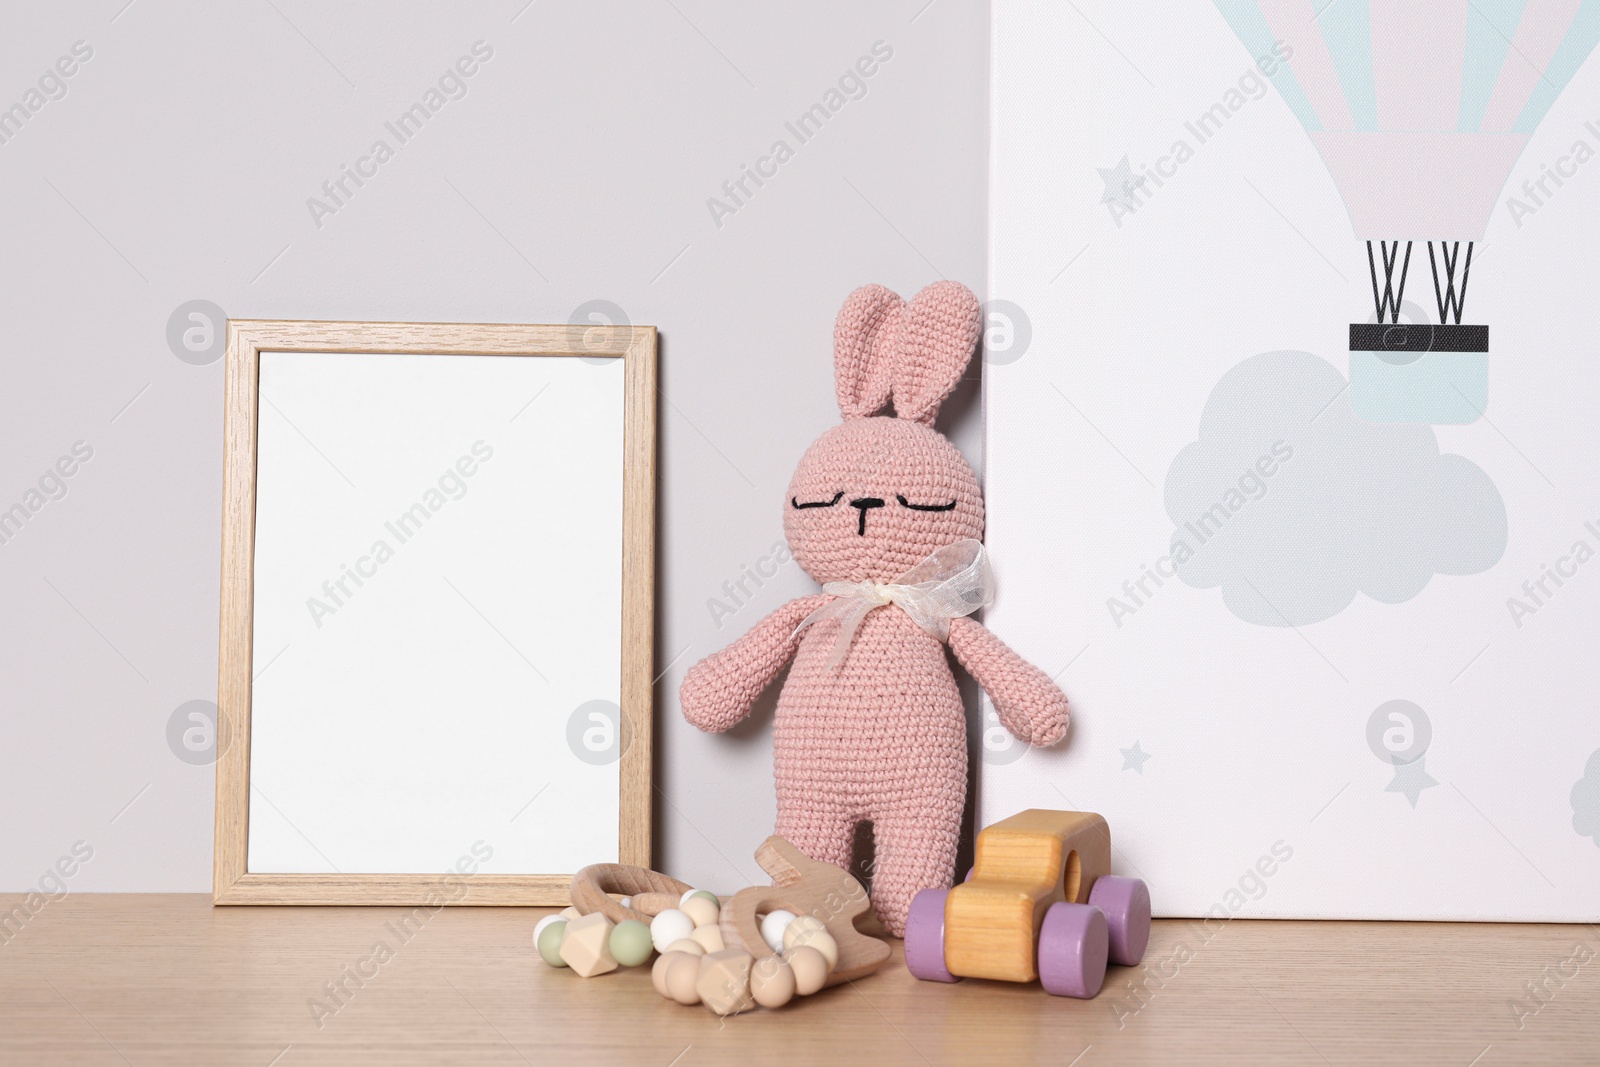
[892,281,982,426]
[833,284,904,419]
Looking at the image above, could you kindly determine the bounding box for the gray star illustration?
[1098,155,1146,204]
[1385,755,1439,808]
[1121,741,1152,773]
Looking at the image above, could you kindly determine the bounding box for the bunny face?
[784,280,986,585]
[786,416,984,584]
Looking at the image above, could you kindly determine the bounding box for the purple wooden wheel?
[904,888,960,983]
[1088,875,1151,967]
[1037,902,1107,998]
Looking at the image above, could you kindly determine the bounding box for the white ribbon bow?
[793,538,995,669]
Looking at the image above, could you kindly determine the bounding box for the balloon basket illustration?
[1349,243,1487,425]
[1214,0,1600,425]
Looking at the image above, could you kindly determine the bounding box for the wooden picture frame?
[214,320,655,905]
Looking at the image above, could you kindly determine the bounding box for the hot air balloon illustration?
[1215,0,1600,424]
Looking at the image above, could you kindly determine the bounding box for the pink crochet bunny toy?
[679,281,1071,937]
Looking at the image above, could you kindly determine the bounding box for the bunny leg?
[775,797,858,872]
[867,798,962,937]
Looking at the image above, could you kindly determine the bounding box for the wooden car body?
[943,809,1111,983]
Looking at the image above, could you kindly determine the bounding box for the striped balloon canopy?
[1216,0,1600,240]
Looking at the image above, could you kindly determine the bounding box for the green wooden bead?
[609,919,653,967]
[537,920,568,967]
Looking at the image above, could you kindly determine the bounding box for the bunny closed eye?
[791,492,844,509]
[895,495,956,512]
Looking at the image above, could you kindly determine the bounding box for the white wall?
[0,0,987,892]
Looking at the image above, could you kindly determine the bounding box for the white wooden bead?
[650,908,695,954]
[759,910,797,954]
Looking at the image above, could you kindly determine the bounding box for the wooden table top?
[1,894,1595,1065]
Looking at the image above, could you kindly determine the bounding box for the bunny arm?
[946,616,1070,747]
[680,593,832,733]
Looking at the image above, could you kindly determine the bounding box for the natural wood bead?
[558,913,618,978]
[689,924,725,954]
[782,915,827,951]
[681,895,720,928]
[666,953,702,1005]
[664,939,705,957]
[651,952,678,997]
[696,949,756,1016]
[785,946,829,996]
[787,926,839,970]
[749,955,797,1008]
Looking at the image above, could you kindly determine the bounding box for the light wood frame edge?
[213,320,657,906]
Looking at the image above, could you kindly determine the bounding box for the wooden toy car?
[904,809,1150,998]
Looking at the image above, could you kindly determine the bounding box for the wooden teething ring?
[569,864,693,925]
[719,836,890,988]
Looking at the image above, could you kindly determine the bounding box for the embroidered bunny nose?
[849,496,885,536]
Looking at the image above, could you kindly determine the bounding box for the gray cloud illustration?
[1164,351,1507,627]
[1574,749,1600,847]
